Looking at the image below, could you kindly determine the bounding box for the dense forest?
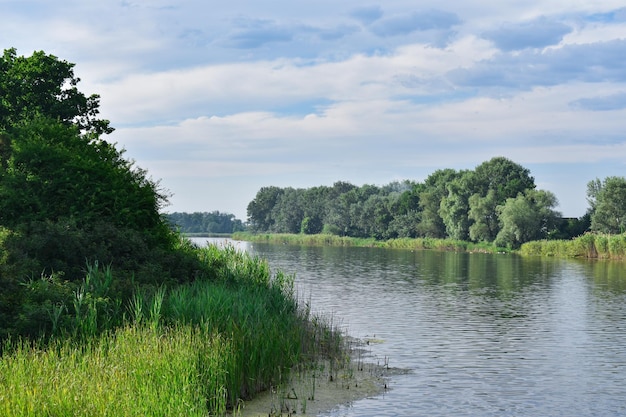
[246,157,614,249]
[166,211,245,234]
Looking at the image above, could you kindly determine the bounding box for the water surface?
[194,238,626,416]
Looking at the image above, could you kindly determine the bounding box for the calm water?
[193,238,626,417]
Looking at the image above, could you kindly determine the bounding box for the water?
[192,238,626,416]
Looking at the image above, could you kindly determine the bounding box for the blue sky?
[3,1,626,220]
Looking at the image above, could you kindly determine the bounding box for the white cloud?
[4,0,626,218]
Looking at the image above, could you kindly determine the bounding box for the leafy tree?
[166,211,245,233]
[468,189,499,242]
[0,49,205,339]
[495,189,561,248]
[247,186,284,232]
[439,170,473,240]
[417,169,458,238]
[300,186,331,234]
[0,116,168,236]
[0,48,113,135]
[472,157,535,202]
[270,187,304,233]
[587,177,626,234]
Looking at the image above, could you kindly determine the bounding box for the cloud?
[447,39,626,90]
[350,5,384,25]
[585,7,626,23]
[369,10,461,36]
[570,91,626,111]
[222,19,294,48]
[481,17,572,51]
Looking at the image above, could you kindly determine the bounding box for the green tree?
[439,170,473,240]
[495,189,561,248]
[417,169,458,238]
[0,48,113,135]
[468,189,499,242]
[472,157,535,202]
[300,186,331,234]
[0,116,167,234]
[270,187,304,233]
[587,176,626,234]
[247,186,284,232]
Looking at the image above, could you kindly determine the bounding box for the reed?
[0,324,227,416]
[0,241,345,416]
[234,232,506,254]
[519,232,626,260]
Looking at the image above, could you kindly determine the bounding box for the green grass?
[233,232,509,254]
[0,325,227,417]
[520,232,626,260]
[0,241,344,416]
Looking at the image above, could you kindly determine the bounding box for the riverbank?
[238,337,403,417]
[0,242,346,416]
[232,232,507,254]
[233,231,626,261]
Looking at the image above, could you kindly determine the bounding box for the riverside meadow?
[0,240,345,416]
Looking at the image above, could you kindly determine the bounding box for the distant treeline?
[247,157,602,249]
[166,211,245,234]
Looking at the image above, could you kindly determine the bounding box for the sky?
[3,1,626,221]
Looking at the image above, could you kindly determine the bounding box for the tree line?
[246,157,614,248]
[166,211,245,234]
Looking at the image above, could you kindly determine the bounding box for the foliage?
[0,243,344,415]
[494,189,561,249]
[246,157,572,247]
[0,48,113,135]
[0,116,169,237]
[519,232,626,260]
[587,176,626,234]
[165,211,245,234]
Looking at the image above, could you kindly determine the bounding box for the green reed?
[0,324,227,416]
[0,241,344,416]
[520,232,626,260]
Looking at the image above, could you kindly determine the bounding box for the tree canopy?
[587,176,626,234]
[0,49,200,339]
[0,48,113,135]
[246,157,574,247]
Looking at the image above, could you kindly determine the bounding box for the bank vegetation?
[0,48,342,416]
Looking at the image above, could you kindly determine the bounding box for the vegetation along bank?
[0,48,344,415]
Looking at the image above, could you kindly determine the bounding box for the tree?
[0,48,113,135]
[418,169,458,238]
[472,157,535,202]
[247,186,284,232]
[0,116,166,234]
[587,176,626,234]
[495,189,561,248]
[439,170,473,240]
[468,189,499,242]
[270,187,304,233]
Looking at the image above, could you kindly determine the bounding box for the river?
[192,238,626,416]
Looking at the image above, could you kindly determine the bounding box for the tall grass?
[520,232,626,260]
[0,325,228,416]
[0,241,344,416]
[234,232,507,254]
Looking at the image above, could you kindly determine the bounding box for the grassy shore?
[520,232,626,260]
[0,242,343,416]
[232,232,508,254]
[233,231,626,261]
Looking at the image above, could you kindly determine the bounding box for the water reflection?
[191,238,626,417]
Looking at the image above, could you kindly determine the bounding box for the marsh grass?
[234,232,507,254]
[520,232,626,260]
[0,324,227,416]
[0,241,344,416]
